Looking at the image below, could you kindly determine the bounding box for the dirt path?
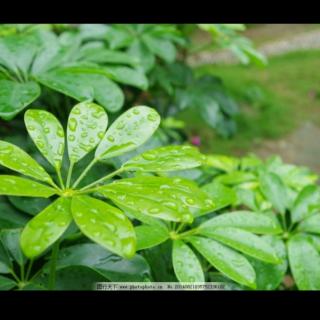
[188,25,320,66]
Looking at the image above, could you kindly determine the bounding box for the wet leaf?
[71,195,136,259]
[198,211,282,235]
[20,197,72,258]
[206,154,239,172]
[292,185,320,223]
[67,102,108,163]
[36,67,124,112]
[248,235,287,290]
[200,227,280,264]
[98,176,215,223]
[188,236,256,288]
[54,243,151,282]
[0,229,25,266]
[216,171,256,185]
[0,80,41,120]
[201,182,237,212]
[122,145,205,172]
[172,240,204,283]
[0,140,53,184]
[135,225,169,250]
[95,106,160,160]
[0,175,56,197]
[298,213,320,235]
[288,233,320,290]
[259,172,288,214]
[25,109,65,170]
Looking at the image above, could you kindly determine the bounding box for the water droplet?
[81,132,88,138]
[98,131,105,139]
[147,113,158,122]
[116,122,125,130]
[142,152,156,161]
[44,127,50,134]
[186,198,195,205]
[133,108,140,115]
[107,135,115,142]
[68,118,78,131]
[149,208,160,214]
[69,135,75,142]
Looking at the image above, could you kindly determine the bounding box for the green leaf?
[292,185,320,223]
[25,109,65,170]
[189,236,256,288]
[201,182,237,212]
[1,229,25,266]
[247,235,287,290]
[35,68,124,113]
[288,233,320,290]
[20,197,72,258]
[0,80,40,121]
[298,213,320,235]
[142,34,176,63]
[172,240,204,282]
[67,102,108,164]
[95,106,160,160]
[71,195,136,258]
[98,176,214,223]
[216,171,256,186]
[135,225,169,250]
[259,172,288,214]
[198,211,282,235]
[127,40,155,72]
[0,275,16,290]
[0,199,28,228]
[102,66,148,90]
[0,175,56,197]
[0,140,53,184]
[0,241,12,273]
[7,196,51,216]
[54,243,151,282]
[200,227,280,263]
[122,145,205,172]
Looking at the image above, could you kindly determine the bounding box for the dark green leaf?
[135,225,169,250]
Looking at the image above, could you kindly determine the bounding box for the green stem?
[56,168,65,190]
[25,260,34,281]
[66,161,74,189]
[79,167,124,192]
[20,263,25,282]
[48,240,60,290]
[176,223,186,233]
[9,269,21,283]
[72,158,97,189]
[177,228,199,240]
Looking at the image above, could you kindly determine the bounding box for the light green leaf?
[216,171,256,186]
[0,175,56,197]
[95,106,160,160]
[102,66,148,90]
[200,227,280,263]
[20,197,72,258]
[0,140,53,184]
[206,154,239,172]
[288,233,320,290]
[198,211,282,235]
[98,176,215,223]
[71,195,136,258]
[135,225,169,250]
[122,145,205,172]
[292,185,320,223]
[189,236,256,288]
[201,182,237,212]
[298,213,320,235]
[25,109,65,170]
[0,80,41,120]
[259,172,288,214]
[35,68,124,113]
[0,275,16,290]
[142,34,176,63]
[127,40,155,72]
[67,102,108,163]
[247,235,287,290]
[172,240,204,283]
